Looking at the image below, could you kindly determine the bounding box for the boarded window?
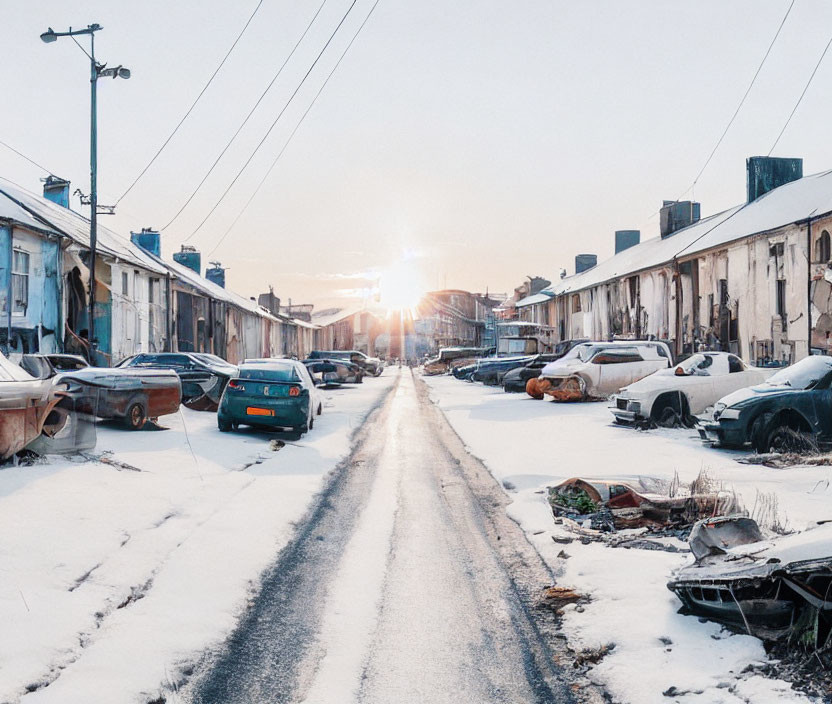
[11,249,29,315]
[571,295,581,313]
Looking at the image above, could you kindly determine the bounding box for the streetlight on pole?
[40,24,130,355]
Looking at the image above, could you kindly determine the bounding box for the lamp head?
[40,28,57,43]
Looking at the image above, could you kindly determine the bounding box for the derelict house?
[0,177,169,362]
[525,157,832,365]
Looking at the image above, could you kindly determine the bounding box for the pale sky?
[4,1,832,308]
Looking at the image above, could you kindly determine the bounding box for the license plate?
[246,407,274,416]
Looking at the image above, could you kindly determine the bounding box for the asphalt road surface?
[186,370,578,704]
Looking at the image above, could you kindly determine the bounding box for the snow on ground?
[0,370,396,704]
[423,374,829,704]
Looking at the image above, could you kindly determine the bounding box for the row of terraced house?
[0,175,368,364]
[510,156,832,366]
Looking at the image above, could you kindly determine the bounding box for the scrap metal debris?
[737,451,832,469]
[548,475,739,533]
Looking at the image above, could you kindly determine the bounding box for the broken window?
[11,249,29,315]
[728,355,744,373]
[776,279,786,325]
[816,230,831,263]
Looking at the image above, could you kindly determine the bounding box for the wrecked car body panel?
[0,352,72,460]
[668,517,832,643]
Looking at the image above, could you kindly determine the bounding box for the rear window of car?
[239,365,298,382]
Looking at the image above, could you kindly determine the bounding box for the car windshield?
[766,356,832,389]
[193,353,232,366]
[239,365,298,382]
[675,354,714,376]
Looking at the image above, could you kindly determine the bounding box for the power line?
[184,0,360,241]
[688,0,795,186]
[160,0,330,231]
[639,1,794,227]
[0,139,55,175]
[115,0,265,206]
[208,0,381,257]
[768,31,832,155]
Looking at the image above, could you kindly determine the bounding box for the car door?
[810,372,832,443]
[595,347,644,395]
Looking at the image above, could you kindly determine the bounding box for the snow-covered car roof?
[0,352,35,382]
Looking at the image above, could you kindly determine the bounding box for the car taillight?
[228,379,244,391]
[289,386,301,397]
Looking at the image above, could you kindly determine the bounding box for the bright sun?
[377,259,425,313]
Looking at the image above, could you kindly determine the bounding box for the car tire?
[123,400,147,430]
[763,423,815,454]
[657,406,682,428]
[217,416,232,432]
[317,404,323,416]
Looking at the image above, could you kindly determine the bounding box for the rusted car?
[668,517,832,644]
[22,354,181,430]
[0,352,72,460]
[549,477,731,530]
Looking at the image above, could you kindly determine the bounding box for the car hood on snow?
[718,382,796,408]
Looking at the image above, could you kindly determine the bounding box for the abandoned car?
[117,352,237,411]
[668,516,832,644]
[698,355,832,452]
[308,350,382,376]
[530,340,672,401]
[302,358,364,384]
[611,352,768,427]
[217,359,323,434]
[21,354,181,430]
[549,476,732,530]
[0,352,75,460]
[503,340,590,392]
[453,355,535,384]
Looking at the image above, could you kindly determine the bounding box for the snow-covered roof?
[0,178,167,275]
[312,305,384,328]
[515,292,554,308]
[497,321,539,327]
[548,168,832,297]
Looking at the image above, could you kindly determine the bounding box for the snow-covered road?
[187,371,576,704]
[0,371,396,704]
[423,375,828,704]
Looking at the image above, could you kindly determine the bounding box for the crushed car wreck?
[548,476,735,531]
[668,517,832,645]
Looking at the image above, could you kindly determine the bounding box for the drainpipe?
[6,226,12,355]
[808,216,813,357]
[165,273,173,352]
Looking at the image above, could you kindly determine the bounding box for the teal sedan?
[217,359,323,434]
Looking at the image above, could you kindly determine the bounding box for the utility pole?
[41,24,129,354]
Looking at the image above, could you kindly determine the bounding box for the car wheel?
[657,406,682,428]
[317,404,323,416]
[217,416,232,432]
[764,424,816,454]
[308,415,314,431]
[123,400,147,430]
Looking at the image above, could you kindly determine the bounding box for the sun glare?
[378,259,425,313]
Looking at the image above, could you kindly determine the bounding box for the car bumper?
[220,398,308,428]
[610,409,638,423]
[698,421,745,446]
